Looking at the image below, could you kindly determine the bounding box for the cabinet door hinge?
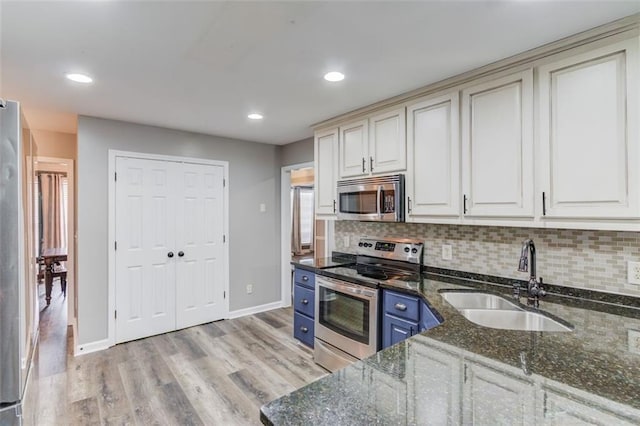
[223,178,226,187]
[114,241,117,251]
[114,172,117,182]
[114,310,117,319]
[223,235,226,243]
[224,291,226,299]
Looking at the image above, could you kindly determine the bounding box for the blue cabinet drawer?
[294,269,315,289]
[382,313,419,349]
[383,290,420,322]
[420,301,441,332]
[293,312,314,348]
[294,284,315,318]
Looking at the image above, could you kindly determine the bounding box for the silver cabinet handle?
[408,196,412,214]
[362,157,366,173]
[370,156,374,172]
[394,303,407,311]
[300,326,309,333]
[301,299,309,305]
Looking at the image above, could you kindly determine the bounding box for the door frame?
[107,150,229,348]
[280,161,313,307]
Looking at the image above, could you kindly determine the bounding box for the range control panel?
[357,238,424,264]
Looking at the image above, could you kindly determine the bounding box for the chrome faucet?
[517,239,546,307]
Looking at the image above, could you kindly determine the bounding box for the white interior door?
[175,162,226,328]
[115,157,177,343]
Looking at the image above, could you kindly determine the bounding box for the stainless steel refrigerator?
[0,99,25,425]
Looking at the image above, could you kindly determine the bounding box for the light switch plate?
[246,284,253,294]
[442,244,453,261]
[259,203,266,213]
[628,329,640,355]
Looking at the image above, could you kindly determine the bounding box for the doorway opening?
[280,162,333,307]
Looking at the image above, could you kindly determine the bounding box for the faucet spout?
[517,239,545,307]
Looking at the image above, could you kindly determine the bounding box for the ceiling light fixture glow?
[248,113,263,120]
[66,73,93,83]
[324,71,345,82]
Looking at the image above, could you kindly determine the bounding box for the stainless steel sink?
[457,309,573,332]
[440,291,573,332]
[440,292,521,311]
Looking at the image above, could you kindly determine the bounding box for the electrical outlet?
[246,284,253,294]
[259,203,266,213]
[628,330,640,355]
[343,236,350,247]
[442,244,453,261]
[628,261,640,285]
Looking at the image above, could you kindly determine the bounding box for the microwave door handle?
[377,186,383,218]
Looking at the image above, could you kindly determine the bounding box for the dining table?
[41,248,67,306]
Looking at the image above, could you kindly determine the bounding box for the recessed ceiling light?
[65,73,93,83]
[248,113,263,120]
[324,71,345,82]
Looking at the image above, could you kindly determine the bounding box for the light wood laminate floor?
[26,289,328,426]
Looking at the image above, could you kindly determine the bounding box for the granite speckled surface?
[263,264,640,425]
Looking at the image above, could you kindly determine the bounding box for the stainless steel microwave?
[337,174,405,222]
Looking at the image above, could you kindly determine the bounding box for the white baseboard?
[228,300,284,319]
[75,338,111,356]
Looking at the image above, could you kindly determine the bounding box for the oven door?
[315,276,378,360]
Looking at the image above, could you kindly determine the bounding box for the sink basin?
[440,291,521,311]
[457,309,573,332]
[440,290,573,332]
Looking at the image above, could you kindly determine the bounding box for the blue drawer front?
[382,313,419,349]
[384,290,420,322]
[294,284,315,318]
[293,312,314,348]
[294,269,315,289]
[420,301,442,331]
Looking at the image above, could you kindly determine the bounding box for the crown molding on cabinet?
[311,13,640,131]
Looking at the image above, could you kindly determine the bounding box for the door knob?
[167,252,174,258]
[178,251,184,257]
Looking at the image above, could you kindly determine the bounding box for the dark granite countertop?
[264,265,640,425]
[291,253,355,272]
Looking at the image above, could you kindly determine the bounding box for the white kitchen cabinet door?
[369,107,407,175]
[463,361,536,425]
[314,128,339,217]
[115,157,177,343]
[542,387,640,425]
[175,163,226,329]
[537,38,639,219]
[339,119,369,178]
[406,92,460,218]
[461,69,534,218]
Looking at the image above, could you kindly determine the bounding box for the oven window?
[318,286,369,344]
[339,190,378,214]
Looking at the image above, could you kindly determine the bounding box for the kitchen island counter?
[262,269,640,425]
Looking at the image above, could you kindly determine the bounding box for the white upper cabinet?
[338,108,407,179]
[369,108,407,175]
[315,128,339,217]
[537,38,639,220]
[461,69,534,218]
[339,119,369,178]
[406,92,460,219]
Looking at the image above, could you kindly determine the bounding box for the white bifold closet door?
[115,157,225,344]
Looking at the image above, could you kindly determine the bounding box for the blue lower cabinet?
[383,313,419,349]
[293,284,315,317]
[420,301,441,332]
[294,312,314,348]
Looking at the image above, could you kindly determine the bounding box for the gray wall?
[77,116,281,345]
[280,137,313,166]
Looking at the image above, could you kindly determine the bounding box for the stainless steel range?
[314,237,424,372]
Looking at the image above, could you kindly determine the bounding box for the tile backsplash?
[335,221,640,297]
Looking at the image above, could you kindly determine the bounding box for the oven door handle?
[317,277,377,299]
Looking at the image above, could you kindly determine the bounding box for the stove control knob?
[404,247,410,253]
[366,243,372,247]
[411,248,418,254]
[358,242,364,247]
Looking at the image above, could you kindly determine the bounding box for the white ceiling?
[2,1,639,145]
